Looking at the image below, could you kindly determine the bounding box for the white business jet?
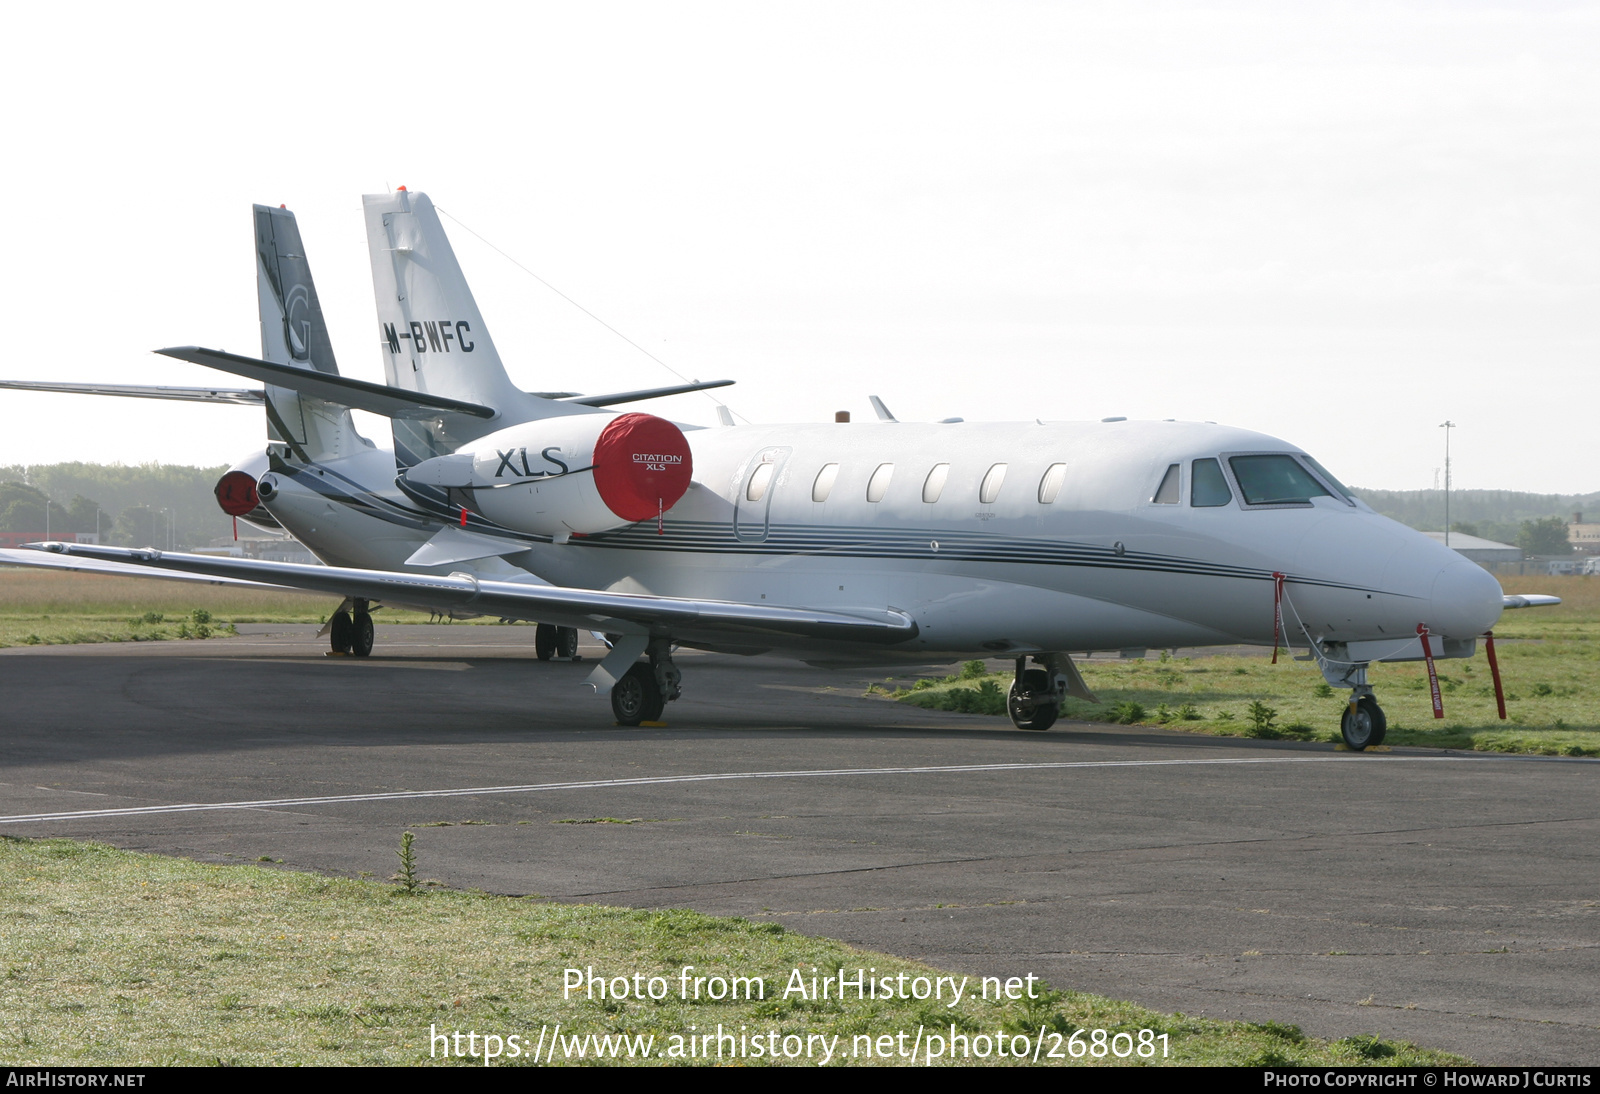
[1,191,1557,746]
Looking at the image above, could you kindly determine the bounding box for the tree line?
[0,463,231,548]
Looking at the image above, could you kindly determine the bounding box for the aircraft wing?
[0,380,266,405]
[0,548,299,590]
[19,543,918,647]
[1502,594,1563,609]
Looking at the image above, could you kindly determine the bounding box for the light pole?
[1439,421,1455,547]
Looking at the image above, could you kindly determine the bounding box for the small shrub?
[1246,700,1280,738]
[961,660,987,679]
[394,832,419,893]
[1314,682,1334,698]
[1177,703,1202,721]
[1112,701,1147,725]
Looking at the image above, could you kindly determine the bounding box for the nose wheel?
[1340,694,1387,751]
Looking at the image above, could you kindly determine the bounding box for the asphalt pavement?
[1,624,1595,1065]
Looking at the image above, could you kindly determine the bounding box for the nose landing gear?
[1315,653,1387,751]
[1340,691,1387,751]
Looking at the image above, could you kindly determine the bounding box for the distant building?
[0,531,97,548]
[196,533,319,565]
[1423,531,1521,567]
[1567,512,1600,555]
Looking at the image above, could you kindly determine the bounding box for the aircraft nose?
[1429,559,1503,638]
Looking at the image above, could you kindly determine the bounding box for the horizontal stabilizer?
[1502,594,1563,609]
[0,380,264,405]
[22,543,919,648]
[157,347,496,420]
[555,379,734,407]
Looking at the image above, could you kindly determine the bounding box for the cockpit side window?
[1152,464,1180,504]
[1229,454,1331,506]
[1191,459,1232,507]
[1302,455,1355,504]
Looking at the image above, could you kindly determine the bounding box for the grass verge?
[0,837,1465,1067]
[890,577,1600,757]
[0,569,528,648]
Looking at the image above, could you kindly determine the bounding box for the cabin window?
[1191,458,1232,507]
[922,463,949,503]
[746,462,775,502]
[979,463,1007,504]
[1038,463,1067,504]
[1152,463,1180,504]
[866,463,894,503]
[811,463,839,503]
[1229,454,1331,506]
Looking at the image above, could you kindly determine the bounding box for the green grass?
[0,837,1466,1067]
[0,568,529,648]
[893,576,1600,757]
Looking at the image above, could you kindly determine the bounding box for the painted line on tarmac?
[0,754,1489,825]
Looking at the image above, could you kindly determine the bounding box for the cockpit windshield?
[1228,454,1332,506]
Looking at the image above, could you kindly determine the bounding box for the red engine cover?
[214,470,260,516]
[591,413,693,523]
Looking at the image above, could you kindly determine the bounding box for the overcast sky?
[2,1,1594,493]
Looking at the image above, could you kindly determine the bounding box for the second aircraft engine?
[405,411,694,537]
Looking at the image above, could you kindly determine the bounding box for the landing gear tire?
[329,610,353,654]
[1008,668,1058,732]
[1340,696,1387,751]
[557,626,579,659]
[535,623,557,661]
[611,662,665,726]
[351,612,374,658]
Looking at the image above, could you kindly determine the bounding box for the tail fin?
[254,205,367,463]
[363,189,587,468]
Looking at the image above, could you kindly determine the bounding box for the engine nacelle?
[407,412,694,537]
[215,451,284,531]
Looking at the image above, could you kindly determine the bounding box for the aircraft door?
[733,446,791,543]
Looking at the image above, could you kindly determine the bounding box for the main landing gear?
[1008,663,1058,732]
[609,638,682,726]
[328,598,375,657]
[534,623,580,661]
[1009,654,1087,732]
